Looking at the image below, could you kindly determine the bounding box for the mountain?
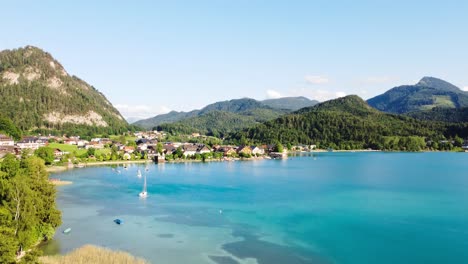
[229,95,467,150]
[0,46,130,135]
[262,96,319,111]
[133,98,289,130]
[367,77,468,114]
[406,107,468,123]
[157,111,263,137]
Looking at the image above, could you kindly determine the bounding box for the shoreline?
[45,149,465,173]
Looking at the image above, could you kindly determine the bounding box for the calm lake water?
[42,152,468,264]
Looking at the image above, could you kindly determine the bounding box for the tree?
[274,142,284,153]
[156,143,163,154]
[87,147,96,157]
[34,147,54,165]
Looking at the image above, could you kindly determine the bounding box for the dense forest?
[0,46,131,135]
[228,96,468,151]
[0,153,61,263]
[406,107,468,123]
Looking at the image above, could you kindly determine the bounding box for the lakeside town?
[2,130,468,169]
[0,131,315,167]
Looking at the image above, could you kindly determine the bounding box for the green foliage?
[0,155,61,263]
[229,95,468,151]
[0,115,22,140]
[407,107,468,123]
[34,147,55,165]
[87,148,96,157]
[138,98,287,132]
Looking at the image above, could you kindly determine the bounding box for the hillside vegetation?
[0,46,131,136]
[367,77,468,114]
[138,98,289,134]
[230,95,468,151]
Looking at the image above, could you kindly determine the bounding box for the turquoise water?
[43,152,468,264]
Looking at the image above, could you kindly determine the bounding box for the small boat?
[139,173,148,198]
[63,228,71,234]
[137,169,142,178]
[114,219,123,225]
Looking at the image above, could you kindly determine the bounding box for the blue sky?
[2,0,468,120]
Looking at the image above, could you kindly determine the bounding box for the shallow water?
[42,152,468,264]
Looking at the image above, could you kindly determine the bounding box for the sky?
[2,0,468,121]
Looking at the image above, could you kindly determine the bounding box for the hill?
[262,96,318,111]
[229,95,467,150]
[367,77,468,114]
[134,98,288,131]
[406,107,468,123]
[0,46,130,135]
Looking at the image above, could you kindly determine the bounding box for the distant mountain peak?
[416,76,460,91]
[367,77,468,114]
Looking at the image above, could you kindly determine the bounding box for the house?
[163,144,177,155]
[0,134,14,146]
[182,144,198,157]
[237,145,252,155]
[462,140,468,150]
[77,139,88,147]
[16,137,48,150]
[251,146,265,155]
[64,138,77,145]
[218,146,236,157]
[53,148,64,158]
[85,142,104,149]
[100,138,112,145]
[137,143,148,151]
[196,144,211,154]
[123,146,135,153]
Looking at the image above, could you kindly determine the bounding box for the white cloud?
[266,89,282,99]
[115,104,171,120]
[462,86,468,92]
[305,75,329,84]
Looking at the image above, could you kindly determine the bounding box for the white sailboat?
[137,169,142,178]
[139,173,148,198]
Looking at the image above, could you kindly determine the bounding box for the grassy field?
[420,95,456,110]
[39,245,148,264]
[48,143,111,157]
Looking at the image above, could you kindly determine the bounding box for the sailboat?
[139,173,148,198]
[137,169,142,178]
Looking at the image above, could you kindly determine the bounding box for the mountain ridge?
[367,77,468,114]
[133,96,317,130]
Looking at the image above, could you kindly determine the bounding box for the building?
[0,134,14,146]
[16,137,48,150]
[251,146,265,155]
[196,144,211,154]
[237,145,252,155]
[182,144,198,157]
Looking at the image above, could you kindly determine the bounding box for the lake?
[42,152,468,264]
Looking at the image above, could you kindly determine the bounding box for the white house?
[251,146,265,155]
